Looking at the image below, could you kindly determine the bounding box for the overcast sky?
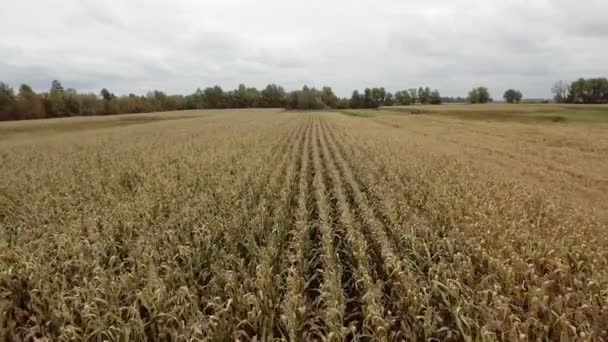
[1,0,606,98]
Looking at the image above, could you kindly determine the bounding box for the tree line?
[2,77,606,121]
[285,86,443,110]
[467,77,608,105]
[0,81,192,121]
[0,80,444,121]
[552,78,608,104]
[465,87,522,104]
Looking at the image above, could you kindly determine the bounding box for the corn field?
[1,110,607,341]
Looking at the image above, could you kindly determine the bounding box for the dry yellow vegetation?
[365,111,608,222]
[1,109,607,341]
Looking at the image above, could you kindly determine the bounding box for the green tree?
[64,88,81,116]
[0,82,17,121]
[47,80,67,117]
[100,88,116,114]
[394,90,412,105]
[100,88,114,102]
[408,88,418,104]
[371,87,386,106]
[296,86,323,110]
[202,86,226,109]
[468,86,491,104]
[384,92,394,106]
[227,84,259,108]
[260,84,285,108]
[503,89,523,103]
[245,86,260,107]
[50,80,64,93]
[568,78,608,104]
[363,88,379,108]
[350,90,362,109]
[568,78,586,103]
[429,89,442,105]
[336,98,350,109]
[19,84,33,94]
[417,87,432,104]
[17,84,45,119]
[321,86,338,108]
[189,88,206,109]
[285,90,299,109]
[230,84,248,108]
[284,86,324,110]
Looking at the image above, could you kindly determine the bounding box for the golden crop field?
[1,108,607,341]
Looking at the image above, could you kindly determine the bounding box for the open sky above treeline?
[0,0,606,98]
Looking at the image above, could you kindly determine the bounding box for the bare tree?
[551,80,569,103]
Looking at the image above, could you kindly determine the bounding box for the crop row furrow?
[315,115,364,340]
[316,115,390,340]
[254,115,312,339]
[307,114,345,340]
[202,119,306,337]
[282,115,315,341]
[319,116,468,340]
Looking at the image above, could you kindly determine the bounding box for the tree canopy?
[568,78,608,104]
[467,87,492,104]
[551,78,608,104]
[0,78,514,122]
[503,89,523,103]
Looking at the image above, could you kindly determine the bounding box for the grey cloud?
[75,0,127,29]
[0,0,606,99]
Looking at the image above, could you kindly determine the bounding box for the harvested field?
[1,109,607,341]
[360,110,608,222]
[382,103,608,123]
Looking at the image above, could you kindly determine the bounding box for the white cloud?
[0,0,606,98]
